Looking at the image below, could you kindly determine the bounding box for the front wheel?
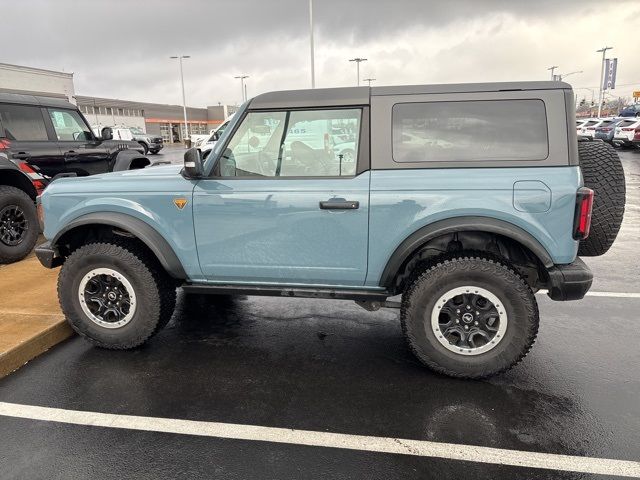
[401,254,539,379]
[138,142,149,155]
[58,242,175,349]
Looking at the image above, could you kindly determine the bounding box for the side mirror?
[212,132,219,141]
[101,127,113,140]
[183,148,204,178]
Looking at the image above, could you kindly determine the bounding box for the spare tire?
[578,141,625,256]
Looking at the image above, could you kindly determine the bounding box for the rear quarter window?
[392,99,549,163]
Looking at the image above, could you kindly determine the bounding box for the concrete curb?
[0,253,74,379]
[0,319,73,379]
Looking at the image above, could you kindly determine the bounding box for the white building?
[0,63,75,103]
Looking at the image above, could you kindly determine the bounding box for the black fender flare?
[379,216,555,289]
[112,150,150,172]
[52,212,187,279]
[0,163,38,200]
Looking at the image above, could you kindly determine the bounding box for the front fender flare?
[379,216,555,289]
[112,150,150,172]
[52,212,187,279]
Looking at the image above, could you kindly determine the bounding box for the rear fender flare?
[379,216,555,289]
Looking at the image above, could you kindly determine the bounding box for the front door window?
[47,109,93,141]
[217,109,361,178]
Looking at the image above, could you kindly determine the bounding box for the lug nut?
[474,321,479,325]
[466,305,471,310]
[464,325,469,330]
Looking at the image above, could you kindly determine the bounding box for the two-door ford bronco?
[36,82,625,378]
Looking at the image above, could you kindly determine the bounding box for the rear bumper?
[35,241,63,269]
[546,257,593,301]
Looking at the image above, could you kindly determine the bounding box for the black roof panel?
[0,92,76,109]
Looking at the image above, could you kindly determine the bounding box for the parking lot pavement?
[150,143,188,165]
[0,148,639,479]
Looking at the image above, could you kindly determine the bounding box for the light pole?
[349,58,367,86]
[547,66,558,81]
[596,46,613,118]
[234,75,249,103]
[309,0,315,88]
[363,78,376,87]
[170,55,191,146]
[557,70,583,82]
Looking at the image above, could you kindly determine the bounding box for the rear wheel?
[0,186,38,264]
[401,254,539,379]
[149,150,159,155]
[58,242,176,349]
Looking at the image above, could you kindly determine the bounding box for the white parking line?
[0,402,638,477]
[538,290,640,299]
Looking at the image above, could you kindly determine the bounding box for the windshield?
[204,102,248,173]
[129,127,144,134]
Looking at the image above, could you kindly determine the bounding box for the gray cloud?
[1,0,638,106]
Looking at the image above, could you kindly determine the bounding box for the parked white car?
[613,118,640,147]
[578,118,606,139]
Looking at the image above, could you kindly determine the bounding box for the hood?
[47,164,185,192]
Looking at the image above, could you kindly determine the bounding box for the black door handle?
[64,151,79,159]
[319,199,359,210]
[12,152,31,160]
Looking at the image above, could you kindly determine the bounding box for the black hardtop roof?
[0,92,76,109]
[248,81,572,110]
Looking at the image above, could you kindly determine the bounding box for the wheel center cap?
[107,292,117,301]
[461,312,474,323]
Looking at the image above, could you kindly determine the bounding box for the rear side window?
[0,103,49,141]
[392,100,549,163]
[618,120,637,128]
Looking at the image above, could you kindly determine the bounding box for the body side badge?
[173,198,188,210]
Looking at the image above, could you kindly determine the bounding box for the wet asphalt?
[0,147,639,479]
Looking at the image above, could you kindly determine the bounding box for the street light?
[363,78,376,87]
[596,46,613,118]
[234,75,249,103]
[557,70,583,81]
[309,0,315,88]
[349,58,367,86]
[547,66,558,81]
[169,55,191,146]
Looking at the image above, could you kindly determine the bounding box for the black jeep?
[0,93,150,264]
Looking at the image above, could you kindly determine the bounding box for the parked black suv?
[0,93,150,264]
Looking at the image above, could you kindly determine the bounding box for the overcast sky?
[2,0,639,107]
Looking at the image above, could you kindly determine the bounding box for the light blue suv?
[35,82,625,378]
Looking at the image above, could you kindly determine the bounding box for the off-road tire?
[0,186,38,264]
[58,242,176,349]
[578,141,625,256]
[149,149,159,155]
[138,142,149,155]
[109,237,178,332]
[401,253,539,379]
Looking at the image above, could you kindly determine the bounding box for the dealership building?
[0,62,236,143]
